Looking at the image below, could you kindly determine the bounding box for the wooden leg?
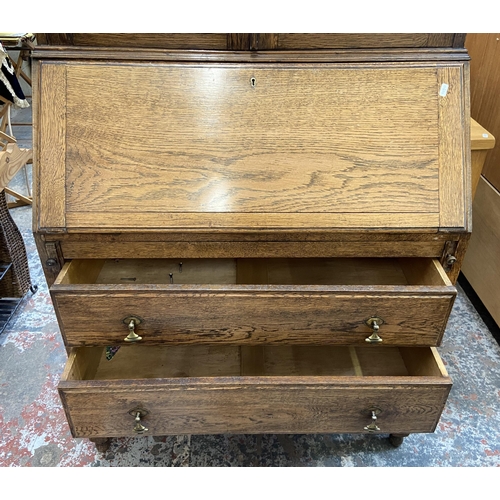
[388,433,409,448]
[89,438,111,453]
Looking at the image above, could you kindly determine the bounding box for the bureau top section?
[32,49,471,235]
[35,33,467,51]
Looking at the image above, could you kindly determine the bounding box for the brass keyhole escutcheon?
[250,77,256,88]
[128,407,149,434]
[365,317,384,344]
[123,316,142,342]
[364,407,382,432]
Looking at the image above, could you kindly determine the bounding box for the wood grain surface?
[31,60,470,232]
[64,64,439,218]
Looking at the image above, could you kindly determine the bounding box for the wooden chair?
[0,127,32,207]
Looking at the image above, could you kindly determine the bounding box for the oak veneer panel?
[61,62,446,231]
[31,60,470,232]
[36,62,66,231]
[461,177,500,326]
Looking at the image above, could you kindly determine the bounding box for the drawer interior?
[64,345,448,381]
[55,257,452,287]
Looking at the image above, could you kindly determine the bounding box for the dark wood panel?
[35,33,464,50]
[32,47,470,64]
[36,33,229,50]
[227,34,250,50]
[274,33,458,50]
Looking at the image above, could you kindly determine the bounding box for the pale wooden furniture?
[462,34,500,327]
[32,34,471,452]
[470,119,496,199]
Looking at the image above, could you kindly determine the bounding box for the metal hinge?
[441,240,458,272]
[44,241,63,273]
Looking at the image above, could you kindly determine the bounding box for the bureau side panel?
[35,62,67,232]
[438,65,470,229]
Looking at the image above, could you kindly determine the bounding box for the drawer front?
[51,258,456,347]
[53,290,455,347]
[59,346,451,438]
[60,383,451,438]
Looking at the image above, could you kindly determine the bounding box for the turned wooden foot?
[388,433,409,448]
[89,438,111,453]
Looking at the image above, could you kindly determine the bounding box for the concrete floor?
[1,96,500,467]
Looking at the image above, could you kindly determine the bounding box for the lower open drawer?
[59,345,452,438]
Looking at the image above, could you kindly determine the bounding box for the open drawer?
[51,257,456,347]
[59,344,452,438]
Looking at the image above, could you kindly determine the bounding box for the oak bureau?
[32,34,471,452]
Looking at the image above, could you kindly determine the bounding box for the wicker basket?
[0,188,31,297]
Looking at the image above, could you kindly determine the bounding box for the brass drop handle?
[123,316,142,343]
[365,317,384,344]
[364,407,382,432]
[129,408,149,434]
